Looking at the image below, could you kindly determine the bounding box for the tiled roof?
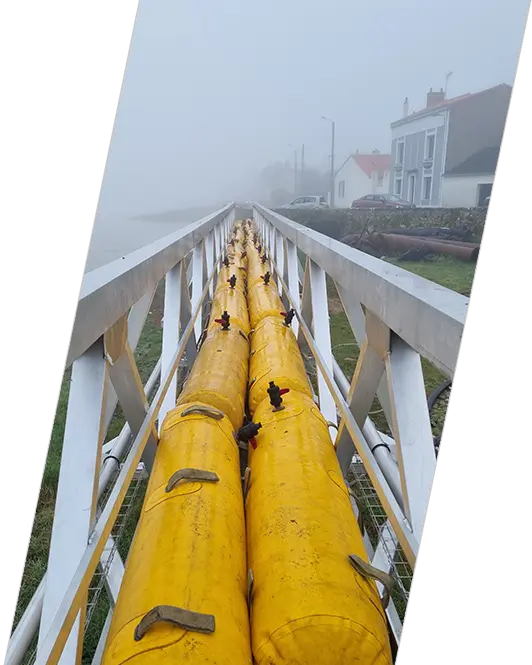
[352,153,391,177]
[391,84,511,126]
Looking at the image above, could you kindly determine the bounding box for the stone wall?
[273,207,487,242]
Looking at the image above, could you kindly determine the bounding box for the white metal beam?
[159,262,183,429]
[38,340,108,665]
[108,343,158,473]
[309,259,337,431]
[386,335,437,538]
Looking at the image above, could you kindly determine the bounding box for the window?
[425,132,435,161]
[423,176,432,201]
[394,177,402,196]
[397,140,405,165]
[338,180,346,198]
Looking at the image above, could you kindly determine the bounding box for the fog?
[96,0,529,222]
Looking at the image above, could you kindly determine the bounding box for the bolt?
[228,274,237,289]
[261,271,271,285]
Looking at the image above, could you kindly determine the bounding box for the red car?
[351,194,416,210]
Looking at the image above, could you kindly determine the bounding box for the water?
[85,205,224,272]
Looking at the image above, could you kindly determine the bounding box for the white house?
[389,84,510,206]
[441,146,499,207]
[333,152,391,208]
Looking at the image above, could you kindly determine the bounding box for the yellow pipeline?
[248,315,313,415]
[177,325,249,431]
[101,405,252,665]
[101,226,252,665]
[246,391,393,665]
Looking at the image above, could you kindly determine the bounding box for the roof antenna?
[444,71,453,98]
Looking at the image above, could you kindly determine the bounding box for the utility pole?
[321,116,335,207]
[294,148,298,196]
[288,144,298,196]
[301,144,305,194]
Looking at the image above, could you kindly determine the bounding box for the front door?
[408,174,416,203]
[477,183,492,206]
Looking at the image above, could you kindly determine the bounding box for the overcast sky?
[96,0,530,219]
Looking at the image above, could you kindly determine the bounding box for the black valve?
[223,255,230,267]
[261,271,271,285]
[230,238,236,246]
[267,381,290,411]
[281,309,295,326]
[236,421,262,450]
[257,244,262,254]
[228,274,237,289]
[214,310,230,330]
[261,253,267,264]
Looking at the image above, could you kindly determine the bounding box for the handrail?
[254,203,467,377]
[67,203,234,367]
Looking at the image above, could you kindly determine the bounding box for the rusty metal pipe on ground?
[376,232,479,261]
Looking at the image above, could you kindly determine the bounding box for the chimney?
[426,87,445,108]
[403,96,409,117]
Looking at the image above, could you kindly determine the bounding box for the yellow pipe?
[102,227,252,665]
[177,325,249,431]
[246,391,393,665]
[247,281,284,331]
[101,403,252,665]
[248,315,312,415]
[208,285,251,336]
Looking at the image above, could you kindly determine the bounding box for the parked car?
[351,194,416,210]
[283,195,329,209]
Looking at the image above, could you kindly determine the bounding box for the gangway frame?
[5,202,467,665]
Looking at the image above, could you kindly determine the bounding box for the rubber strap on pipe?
[347,488,365,534]
[348,554,394,609]
[180,405,224,420]
[247,569,254,610]
[243,467,251,499]
[166,469,219,493]
[134,605,215,641]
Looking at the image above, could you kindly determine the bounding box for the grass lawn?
[12,256,475,660]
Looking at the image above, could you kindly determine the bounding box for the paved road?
[85,205,224,272]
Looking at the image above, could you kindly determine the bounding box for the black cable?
[427,379,452,412]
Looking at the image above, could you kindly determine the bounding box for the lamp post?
[288,144,298,196]
[321,116,335,208]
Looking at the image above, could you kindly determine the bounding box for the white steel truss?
[6,202,467,664]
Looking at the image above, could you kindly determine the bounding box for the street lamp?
[321,116,335,208]
[287,144,298,196]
